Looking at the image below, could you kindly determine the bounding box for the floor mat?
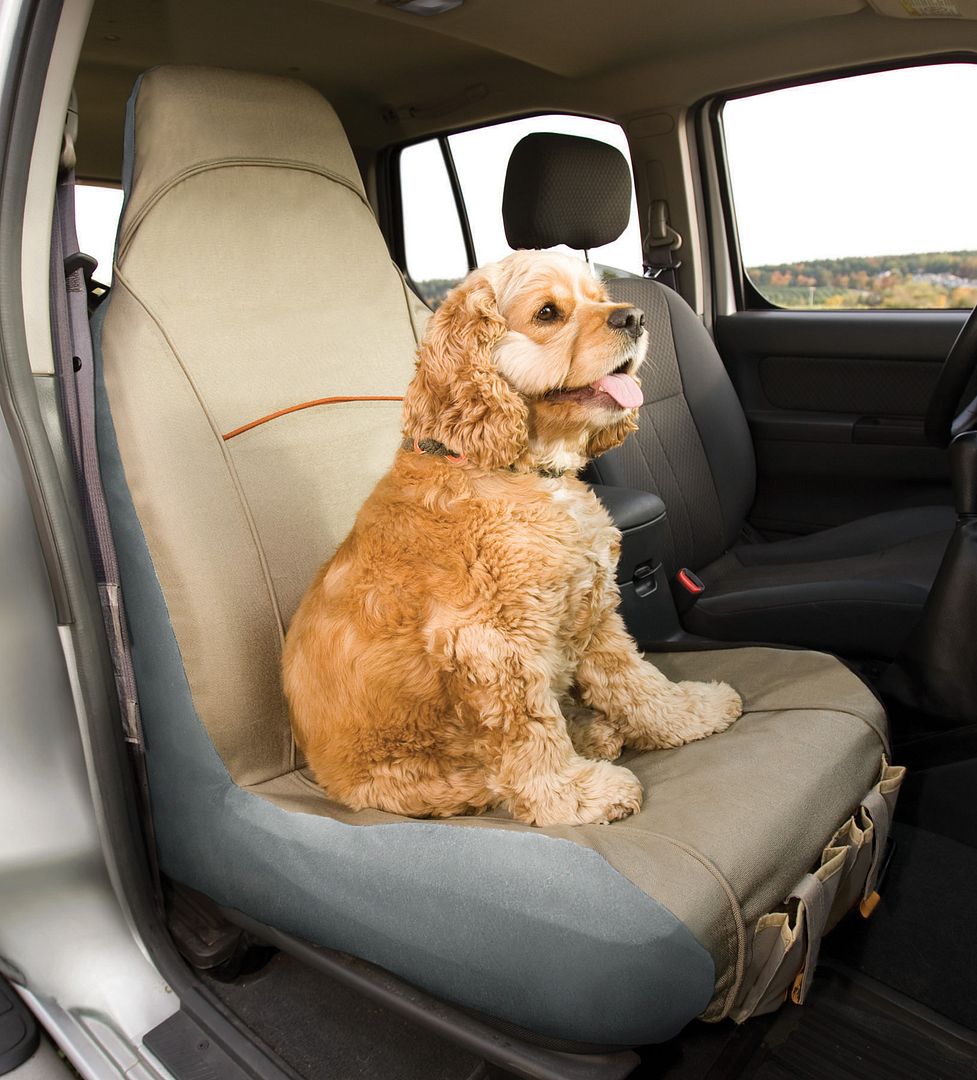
[204,952,483,1080]
[824,822,977,1031]
[645,968,977,1080]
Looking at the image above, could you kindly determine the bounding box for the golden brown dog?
[284,250,741,826]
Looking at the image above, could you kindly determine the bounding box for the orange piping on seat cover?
[222,396,404,441]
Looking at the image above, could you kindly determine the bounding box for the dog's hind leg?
[575,605,742,750]
[339,759,495,819]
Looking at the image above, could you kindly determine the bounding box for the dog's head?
[402,250,647,473]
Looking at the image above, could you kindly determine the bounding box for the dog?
[283,250,741,826]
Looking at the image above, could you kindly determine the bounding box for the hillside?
[748,250,977,309]
[413,251,977,312]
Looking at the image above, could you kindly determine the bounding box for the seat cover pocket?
[730,758,905,1022]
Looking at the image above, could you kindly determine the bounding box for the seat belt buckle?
[65,250,98,290]
[673,567,704,614]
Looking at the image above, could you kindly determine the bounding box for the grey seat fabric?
[502,133,954,659]
[693,505,956,657]
[95,67,894,1047]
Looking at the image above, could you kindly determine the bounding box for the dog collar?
[402,437,567,479]
[402,436,466,463]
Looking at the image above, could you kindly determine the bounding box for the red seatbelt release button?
[676,568,704,595]
[674,567,705,614]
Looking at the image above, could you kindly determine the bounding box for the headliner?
[76,0,977,180]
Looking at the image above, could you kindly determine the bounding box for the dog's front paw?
[697,680,743,728]
[625,679,742,749]
[565,711,625,761]
[668,680,742,744]
[515,760,643,826]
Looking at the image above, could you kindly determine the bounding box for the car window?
[399,139,471,308]
[74,183,123,285]
[722,63,977,311]
[400,114,643,306]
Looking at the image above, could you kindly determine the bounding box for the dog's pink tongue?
[593,373,643,408]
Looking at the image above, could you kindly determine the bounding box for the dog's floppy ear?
[586,411,639,458]
[403,269,529,469]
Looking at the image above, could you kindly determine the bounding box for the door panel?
[717,310,966,536]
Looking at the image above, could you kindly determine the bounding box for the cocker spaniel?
[284,250,741,826]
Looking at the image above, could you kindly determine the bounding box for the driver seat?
[502,133,955,659]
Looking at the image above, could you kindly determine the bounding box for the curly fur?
[284,251,741,826]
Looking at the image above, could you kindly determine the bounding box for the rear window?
[74,183,123,285]
[399,114,643,307]
[722,63,977,310]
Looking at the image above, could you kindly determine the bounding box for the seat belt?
[643,199,683,292]
[52,135,144,750]
[51,134,162,895]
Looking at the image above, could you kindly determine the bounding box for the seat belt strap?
[643,199,683,292]
[51,145,144,752]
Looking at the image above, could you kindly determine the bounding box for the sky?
[724,62,977,267]
[76,62,977,284]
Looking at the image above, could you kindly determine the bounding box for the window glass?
[399,114,643,306]
[723,64,977,310]
[447,114,643,277]
[400,139,469,307]
[74,184,123,285]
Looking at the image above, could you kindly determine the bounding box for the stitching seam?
[601,823,746,1013]
[111,267,293,768]
[118,157,372,260]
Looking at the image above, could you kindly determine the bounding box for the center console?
[591,484,684,644]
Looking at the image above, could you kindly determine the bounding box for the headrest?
[502,132,632,252]
[118,65,368,258]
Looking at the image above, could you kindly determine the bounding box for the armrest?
[590,485,666,531]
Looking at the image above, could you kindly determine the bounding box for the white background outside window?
[400,113,644,304]
[723,63,977,309]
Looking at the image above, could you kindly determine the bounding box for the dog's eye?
[535,304,560,323]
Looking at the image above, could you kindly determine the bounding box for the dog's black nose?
[607,306,645,340]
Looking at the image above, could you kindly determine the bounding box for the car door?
[707,61,975,537]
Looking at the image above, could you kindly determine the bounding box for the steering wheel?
[926,303,977,447]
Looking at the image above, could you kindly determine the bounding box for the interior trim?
[222,395,405,440]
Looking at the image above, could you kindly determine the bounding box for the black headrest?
[502,132,631,251]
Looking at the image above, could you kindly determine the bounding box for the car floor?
[202,955,485,1080]
[646,966,977,1080]
[823,822,977,1033]
[200,818,977,1080]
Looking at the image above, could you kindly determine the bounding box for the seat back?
[597,276,756,573]
[502,131,756,572]
[98,66,424,787]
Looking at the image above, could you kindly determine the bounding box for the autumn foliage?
[749,250,977,310]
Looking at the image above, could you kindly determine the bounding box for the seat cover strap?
[52,156,145,749]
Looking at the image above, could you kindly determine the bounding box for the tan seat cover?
[98,66,892,1032]
[102,65,427,786]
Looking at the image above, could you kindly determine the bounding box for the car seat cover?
[95,66,892,1047]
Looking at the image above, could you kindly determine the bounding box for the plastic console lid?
[590,485,666,530]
